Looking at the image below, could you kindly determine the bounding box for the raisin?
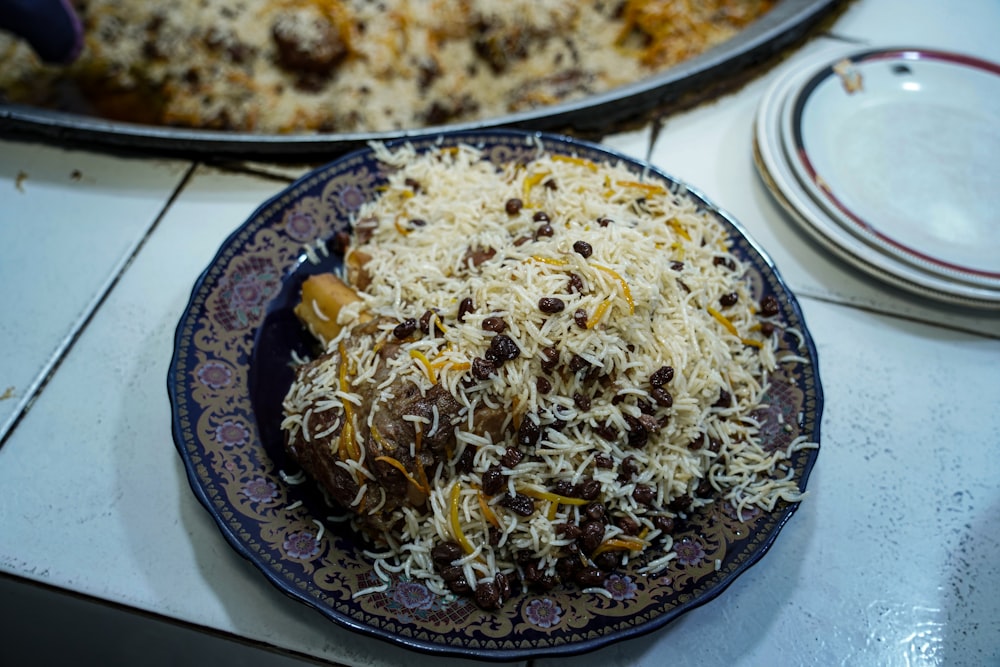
[557,523,582,539]
[572,240,593,258]
[573,393,592,411]
[652,515,676,534]
[650,365,674,387]
[575,479,601,501]
[475,580,501,609]
[574,567,606,588]
[670,261,684,271]
[392,318,417,339]
[482,316,507,332]
[713,389,732,408]
[585,502,606,521]
[539,297,565,314]
[719,291,739,307]
[501,447,523,468]
[580,520,604,552]
[594,453,614,469]
[553,480,574,496]
[616,515,640,535]
[540,346,560,372]
[632,484,656,505]
[624,415,648,448]
[431,541,463,565]
[419,309,442,336]
[533,211,550,222]
[505,198,523,216]
[517,417,540,447]
[668,494,692,512]
[456,446,475,473]
[500,492,536,516]
[651,387,673,408]
[556,556,581,579]
[457,297,474,322]
[597,217,613,227]
[574,308,588,329]
[594,550,622,571]
[536,376,552,394]
[471,357,496,380]
[567,273,585,294]
[760,294,780,317]
[535,223,554,239]
[446,575,472,594]
[486,334,520,364]
[482,465,505,495]
[595,421,618,441]
[619,456,639,481]
[569,354,591,372]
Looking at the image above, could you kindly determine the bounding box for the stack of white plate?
[753,46,1000,309]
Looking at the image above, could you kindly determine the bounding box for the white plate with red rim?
[782,47,1000,289]
[753,45,1000,309]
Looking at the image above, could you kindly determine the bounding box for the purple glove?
[0,0,83,64]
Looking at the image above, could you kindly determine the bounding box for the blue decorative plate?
[168,129,822,660]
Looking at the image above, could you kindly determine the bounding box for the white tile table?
[1,1,998,665]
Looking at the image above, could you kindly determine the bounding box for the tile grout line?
[0,161,200,450]
[202,159,305,183]
[795,291,1000,341]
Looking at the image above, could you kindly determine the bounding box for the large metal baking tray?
[0,0,844,160]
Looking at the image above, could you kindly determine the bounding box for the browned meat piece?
[284,318,508,532]
[284,395,363,507]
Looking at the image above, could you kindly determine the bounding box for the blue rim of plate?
[167,129,823,660]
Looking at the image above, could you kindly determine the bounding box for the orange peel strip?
[374,455,428,494]
[586,300,612,329]
[337,342,359,460]
[449,483,475,554]
[409,349,437,384]
[614,179,666,196]
[477,490,501,528]
[593,264,635,314]
[592,536,649,557]
[552,155,598,172]
[707,306,740,338]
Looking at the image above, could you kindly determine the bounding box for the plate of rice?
[168,129,822,659]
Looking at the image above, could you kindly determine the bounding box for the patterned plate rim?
[168,129,823,660]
